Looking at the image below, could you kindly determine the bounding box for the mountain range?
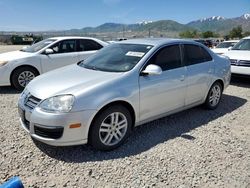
[66,13,250,35]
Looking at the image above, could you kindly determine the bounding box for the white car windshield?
[79,43,153,72]
[216,42,237,48]
[20,39,56,53]
[232,39,250,51]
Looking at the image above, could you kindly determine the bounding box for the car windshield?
[79,43,153,72]
[232,39,250,51]
[216,42,237,48]
[20,39,56,53]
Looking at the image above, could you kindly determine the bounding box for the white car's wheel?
[11,67,39,90]
[90,105,132,150]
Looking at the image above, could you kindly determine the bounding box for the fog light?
[69,123,81,129]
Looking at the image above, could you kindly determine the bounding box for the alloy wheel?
[99,112,128,146]
[209,84,221,107]
[18,71,35,87]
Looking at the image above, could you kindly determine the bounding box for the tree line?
[179,26,250,39]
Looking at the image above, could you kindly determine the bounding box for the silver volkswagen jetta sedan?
[18,38,231,150]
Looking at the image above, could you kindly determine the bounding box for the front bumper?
[231,65,250,76]
[18,104,97,146]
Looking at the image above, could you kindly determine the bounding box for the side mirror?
[141,64,162,76]
[44,48,54,55]
[228,47,232,51]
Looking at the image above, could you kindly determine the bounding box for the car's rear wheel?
[204,82,222,110]
[11,67,39,90]
[89,105,132,150]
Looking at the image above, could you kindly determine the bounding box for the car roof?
[48,36,100,40]
[118,38,197,47]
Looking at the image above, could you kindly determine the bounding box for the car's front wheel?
[11,67,39,90]
[89,105,132,150]
[204,81,222,110]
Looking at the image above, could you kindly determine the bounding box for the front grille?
[34,125,64,139]
[25,95,41,110]
[230,59,250,67]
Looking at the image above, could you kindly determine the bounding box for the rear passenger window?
[149,45,182,71]
[183,44,212,66]
[77,39,103,51]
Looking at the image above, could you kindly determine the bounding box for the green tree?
[229,26,243,39]
[179,30,199,38]
[243,31,250,37]
[202,31,215,38]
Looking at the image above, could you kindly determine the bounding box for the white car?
[212,40,239,55]
[223,36,250,76]
[0,37,108,90]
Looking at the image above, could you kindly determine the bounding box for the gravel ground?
[0,46,250,187]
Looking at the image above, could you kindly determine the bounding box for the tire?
[89,105,132,151]
[11,67,39,91]
[204,82,222,110]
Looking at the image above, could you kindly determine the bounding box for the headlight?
[39,95,75,113]
[0,61,8,67]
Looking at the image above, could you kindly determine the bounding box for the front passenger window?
[50,40,76,54]
[148,45,182,71]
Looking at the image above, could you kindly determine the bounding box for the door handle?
[180,75,185,81]
[208,69,213,73]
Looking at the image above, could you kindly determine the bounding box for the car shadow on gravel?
[0,86,20,94]
[34,94,247,163]
[230,75,250,88]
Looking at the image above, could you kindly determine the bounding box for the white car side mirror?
[44,48,54,55]
[141,64,162,76]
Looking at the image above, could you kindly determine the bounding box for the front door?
[139,44,187,122]
[40,39,78,73]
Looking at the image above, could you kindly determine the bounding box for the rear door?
[76,39,103,61]
[40,39,78,73]
[139,44,187,122]
[182,44,213,105]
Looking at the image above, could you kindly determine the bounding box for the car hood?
[26,64,124,100]
[0,50,34,61]
[212,48,229,54]
[223,50,250,60]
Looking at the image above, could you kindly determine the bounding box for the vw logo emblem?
[236,60,240,66]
